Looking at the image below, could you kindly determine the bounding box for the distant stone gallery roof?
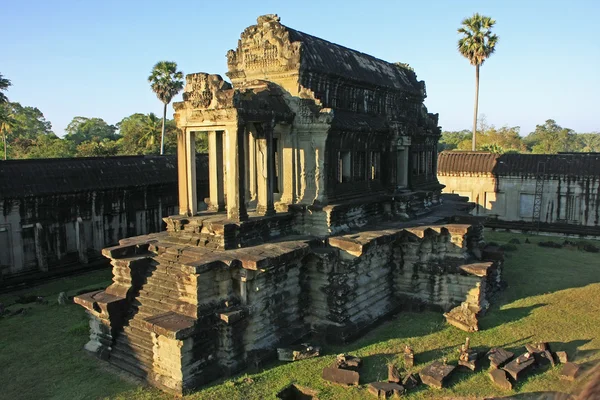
[437,151,600,178]
[0,155,208,199]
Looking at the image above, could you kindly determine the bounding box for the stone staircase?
[108,251,199,380]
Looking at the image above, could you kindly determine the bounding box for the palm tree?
[148,61,184,155]
[0,106,15,160]
[0,73,11,104]
[138,112,162,151]
[458,14,499,151]
[0,74,13,160]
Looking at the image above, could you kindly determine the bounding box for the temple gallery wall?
[75,15,503,395]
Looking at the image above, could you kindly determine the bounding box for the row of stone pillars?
[178,121,276,222]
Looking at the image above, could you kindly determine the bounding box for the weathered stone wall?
[0,156,209,282]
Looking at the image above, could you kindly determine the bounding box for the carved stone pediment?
[181,73,233,110]
[227,14,301,79]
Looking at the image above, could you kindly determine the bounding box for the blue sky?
[3,0,599,136]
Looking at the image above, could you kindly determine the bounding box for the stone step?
[110,348,152,379]
[114,335,153,359]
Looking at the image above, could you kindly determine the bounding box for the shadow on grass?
[480,303,547,330]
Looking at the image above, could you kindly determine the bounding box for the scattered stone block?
[322,366,360,386]
[457,337,478,371]
[487,347,515,369]
[560,362,580,381]
[555,351,568,364]
[277,344,320,362]
[336,354,362,371]
[402,373,420,390]
[367,382,404,398]
[388,364,401,383]
[404,345,414,368]
[57,292,68,305]
[420,361,455,389]
[525,343,555,367]
[444,302,479,332]
[503,353,535,381]
[489,368,513,390]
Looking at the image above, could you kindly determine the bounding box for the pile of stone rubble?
[277,338,582,398]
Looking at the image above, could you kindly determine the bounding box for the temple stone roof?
[285,27,423,94]
[0,155,208,199]
[438,151,600,177]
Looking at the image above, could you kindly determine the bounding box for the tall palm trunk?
[160,102,167,155]
[3,130,6,160]
[472,64,480,151]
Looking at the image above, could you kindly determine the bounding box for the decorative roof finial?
[257,14,280,25]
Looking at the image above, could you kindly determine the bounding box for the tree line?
[0,61,191,160]
[439,119,600,154]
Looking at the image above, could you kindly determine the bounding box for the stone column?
[186,131,197,216]
[76,217,88,264]
[177,129,189,215]
[34,222,48,272]
[225,121,248,221]
[208,130,225,212]
[256,122,276,216]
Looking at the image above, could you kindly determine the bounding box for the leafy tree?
[76,139,120,157]
[64,117,117,145]
[25,134,75,159]
[572,133,600,152]
[439,130,470,151]
[148,61,184,155]
[6,102,53,139]
[458,13,499,151]
[525,119,575,154]
[117,112,182,155]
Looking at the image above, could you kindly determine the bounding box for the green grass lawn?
[1,231,599,400]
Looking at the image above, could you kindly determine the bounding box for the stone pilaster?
[208,130,225,212]
[225,121,248,221]
[256,122,275,216]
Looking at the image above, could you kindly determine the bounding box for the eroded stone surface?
[487,347,515,369]
[489,368,513,390]
[322,366,360,386]
[420,361,455,389]
[560,362,580,381]
[503,353,536,381]
[368,382,404,398]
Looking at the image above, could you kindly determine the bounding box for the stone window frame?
[0,223,13,272]
[370,151,381,181]
[338,150,353,183]
[354,151,367,181]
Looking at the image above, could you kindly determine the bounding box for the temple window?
[338,151,352,183]
[354,151,367,181]
[371,152,381,180]
[412,152,419,175]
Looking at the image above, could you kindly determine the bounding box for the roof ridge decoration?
[227,14,301,81]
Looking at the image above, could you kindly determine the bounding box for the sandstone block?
[367,382,404,398]
[277,344,320,362]
[388,364,401,383]
[402,373,420,390]
[322,366,360,386]
[487,347,514,369]
[560,362,580,381]
[489,368,512,390]
[555,351,568,364]
[503,353,535,381]
[420,361,455,389]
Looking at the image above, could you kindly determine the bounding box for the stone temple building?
[76,15,503,395]
[438,151,600,236]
